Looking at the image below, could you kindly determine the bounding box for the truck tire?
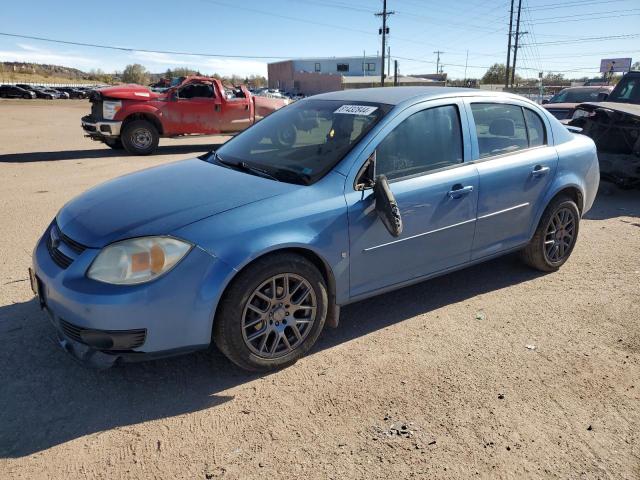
[104,138,124,150]
[121,120,159,155]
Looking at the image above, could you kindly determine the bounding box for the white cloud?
[0,43,99,69]
[0,42,268,77]
[131,51,267,77]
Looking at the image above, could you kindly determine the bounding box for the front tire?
[23,94,31,99]
[121,120,159,155]
[520,196,580,272]
[214,253,328,371]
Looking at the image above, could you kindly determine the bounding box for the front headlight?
[87,237,192,285]
[103,100,122,120]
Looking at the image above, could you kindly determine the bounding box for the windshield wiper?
[214,152,280,182]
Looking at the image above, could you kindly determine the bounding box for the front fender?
[172,171,351,305]
[114,103,161,122]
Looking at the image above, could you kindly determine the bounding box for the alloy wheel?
[544,207,576,263]
[241,273,317,359]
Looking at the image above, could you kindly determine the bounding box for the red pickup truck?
[82,76,290,155]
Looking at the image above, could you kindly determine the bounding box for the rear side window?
[523,108,546,148]
[471,104,529,158]
[376,105,463,180]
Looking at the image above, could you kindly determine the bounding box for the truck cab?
[82,76,289,155]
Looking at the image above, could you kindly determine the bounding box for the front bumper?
[31,225,236,365]
[81,116,122,138]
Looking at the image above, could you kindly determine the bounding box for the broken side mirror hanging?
[373,174,403,238]
[355,150,377,191]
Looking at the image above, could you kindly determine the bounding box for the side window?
[178,83,214,99]
[523,108,546,148]
[471,103,528,158]
[376,105,463,181]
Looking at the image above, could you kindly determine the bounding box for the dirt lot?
[0,99,639,479]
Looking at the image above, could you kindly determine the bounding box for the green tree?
[632,61,640,71]
[121,64,149,85]
[481,63,507,84]
[543,72,565,84]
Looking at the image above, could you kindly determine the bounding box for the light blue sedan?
[31,87,599,371]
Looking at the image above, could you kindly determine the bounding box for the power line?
[531,12,640,26]
[0,32,289,59]
[525,0,632,11]
[524,33,640,46]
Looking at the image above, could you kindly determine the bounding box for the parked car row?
[0,84,99,100]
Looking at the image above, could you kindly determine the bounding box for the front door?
[162,82,217,135]
[465,101,558,259]
[346,102,479,298]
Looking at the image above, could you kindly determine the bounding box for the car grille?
[59,319,147,351]
[46,222,87,269]
[90,100,103,121]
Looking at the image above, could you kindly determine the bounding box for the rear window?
[471,103,546,158]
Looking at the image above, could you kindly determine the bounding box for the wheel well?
[123,113,163,135]
[552,186,584,214]
[223,248,337,303]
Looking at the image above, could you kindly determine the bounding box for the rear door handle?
[532,165,550,177]
[448,184,474,199]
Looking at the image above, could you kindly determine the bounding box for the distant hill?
[1,62,91,81]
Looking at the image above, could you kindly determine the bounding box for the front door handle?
[448,184,474,199]
[532,165,550,177]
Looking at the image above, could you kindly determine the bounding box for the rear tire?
[520,196,580,272]
[213,253,328,372]
[121,119,159,155]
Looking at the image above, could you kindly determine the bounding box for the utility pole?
[394,60,399,86]
[387,45,391,82]
[434,50,444,76]
[375,0,395,86]
[505,0,514,88]
[511,0,525,87]
[464,50,469,84]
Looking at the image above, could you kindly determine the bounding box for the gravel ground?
[0,99,639,479]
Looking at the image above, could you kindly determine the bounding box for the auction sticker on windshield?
[334,105,378,115]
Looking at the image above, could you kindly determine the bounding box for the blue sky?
[0,0,638,79]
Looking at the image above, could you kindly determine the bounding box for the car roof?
[311,87,525,106]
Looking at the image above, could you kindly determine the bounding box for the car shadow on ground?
[0,145,213,163]
[0,253,544,458]
[584,182,640,221]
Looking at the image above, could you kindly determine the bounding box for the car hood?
[97,84,163,101]
[56,158,297,248]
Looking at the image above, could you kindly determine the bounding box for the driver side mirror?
[541,99,549,105]
[355,150,377,191]
[355,151,403,237]
[597,92,609,101]
[373,175,403,238]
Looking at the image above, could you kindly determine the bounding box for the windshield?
[609,76,640,104]
[212,99,392,185]
[550,88,604,104]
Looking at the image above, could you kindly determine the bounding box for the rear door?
[464,100,558,259]
[346,100,479,297]
[216,87,252,133]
